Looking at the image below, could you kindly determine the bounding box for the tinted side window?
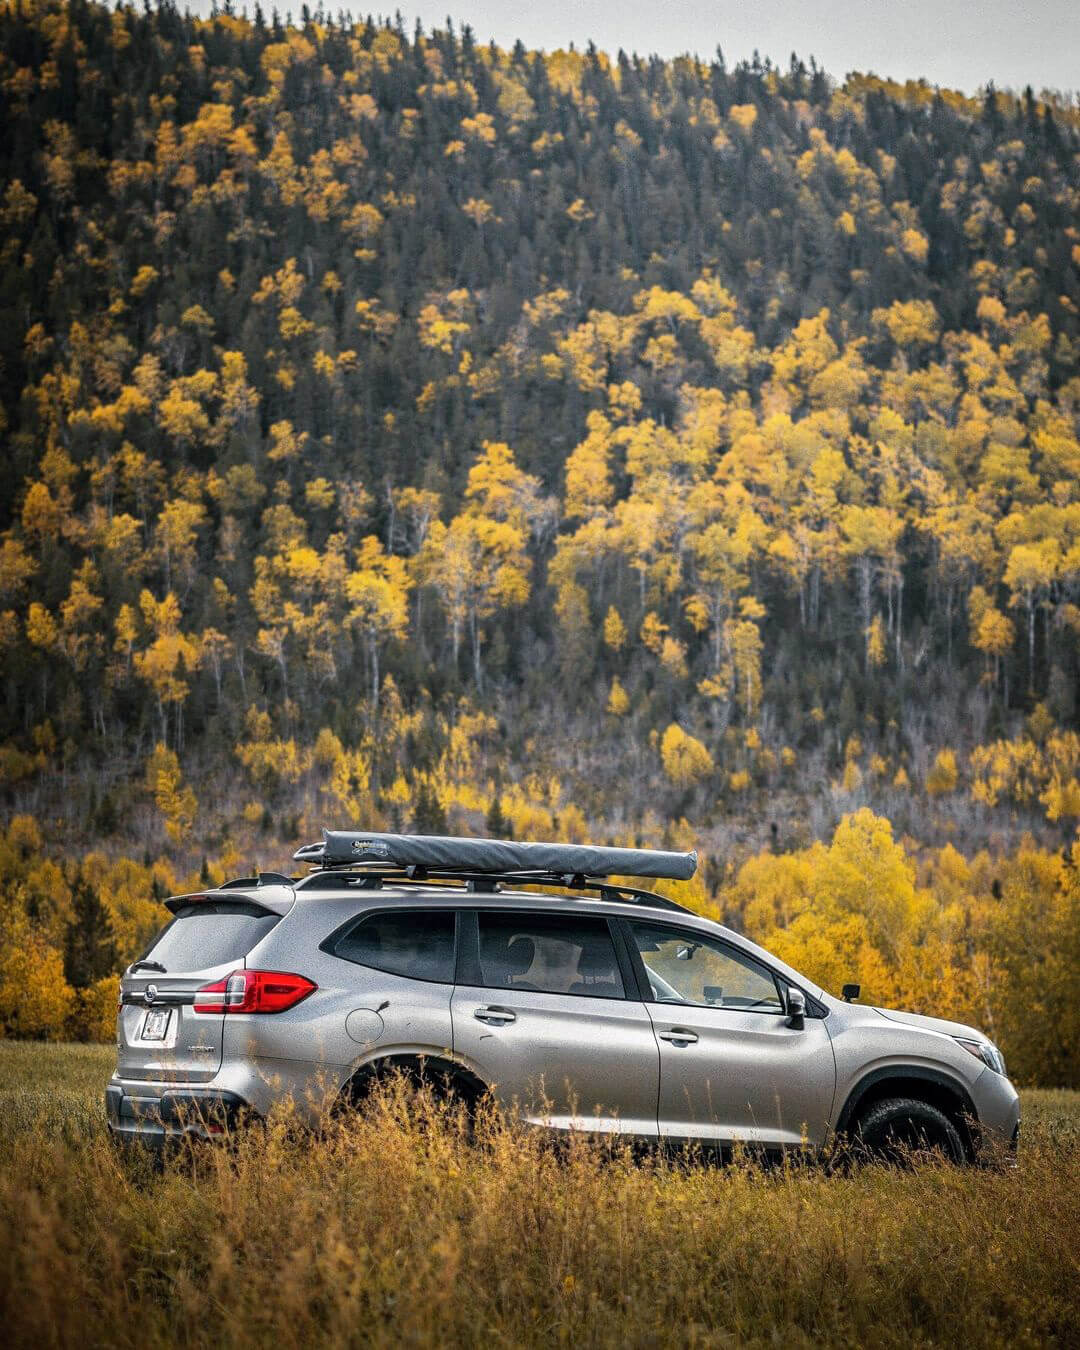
[477,912,624,999]
[141,903,280,971]
[329,910,456,984]
[628,922,783,1013]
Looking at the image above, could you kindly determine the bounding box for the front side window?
[477,912,625,999]
[628,922,783,1013]
[328,910,456,983]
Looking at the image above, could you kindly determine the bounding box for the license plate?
[142,1008,170,1041]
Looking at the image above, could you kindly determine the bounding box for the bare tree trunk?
[945,583,953,669]
[858,557,873,673]
[712,588,724,671]
[384,480,396,553]
[471,609,483,690]
[278,651,289,704]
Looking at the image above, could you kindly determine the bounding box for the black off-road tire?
[852,1095,968,1165]
[339,1056,489,1136]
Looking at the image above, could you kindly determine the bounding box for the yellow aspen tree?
[21,481,61,544]
[346,536,412,712]
[421,442,548,687]
[553,580,591,675]
[421,514,529,687]
[926,749,959,795]
[640,611,668,654]
[1004,540,1059,692]
[26,602,58,651]
[0,918,74,1038]
[725,597,766,720]
[564,411,615,520]
[660,723,714,788]
[145,743,197,842]
[841,505,904,668]
[866,613,887,668]
[133,591,201,744]
[603,605,627,652]
[660,637,688,679]
[155,498,207,594]
[606,677,630,716]
[974,607,1014,688]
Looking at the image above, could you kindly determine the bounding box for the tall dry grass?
[0,1043,1077,1348]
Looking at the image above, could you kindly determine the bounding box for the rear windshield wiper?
[129,959,167,974]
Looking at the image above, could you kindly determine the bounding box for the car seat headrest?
[576,944,611,978]
[504,934,535,977]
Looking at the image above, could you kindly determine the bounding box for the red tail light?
[194,969,317,1015]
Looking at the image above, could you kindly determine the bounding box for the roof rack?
[293,868,692,913]
[295,830,697,881]
[291,830,698,914]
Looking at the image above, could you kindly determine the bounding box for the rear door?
[319,906,457,1060]
[451,909,660,1136]
[117,899,283,1083]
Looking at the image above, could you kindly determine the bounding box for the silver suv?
[107,831,1020,1161]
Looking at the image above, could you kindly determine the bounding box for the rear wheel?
[341,1057,488,1132]
[852,1096,967,1166]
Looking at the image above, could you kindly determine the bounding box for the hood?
[874,1006,988,1044]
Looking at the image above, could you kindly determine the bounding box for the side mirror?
[842,983,861,1003]
[786,986,806,1029]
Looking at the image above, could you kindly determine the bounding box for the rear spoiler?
[164,877,295,916]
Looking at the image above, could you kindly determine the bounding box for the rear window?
[477,912,625,999]
[140,902,281,972]
[327,910,456,984]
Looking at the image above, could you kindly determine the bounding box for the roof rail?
[294,830,698,881]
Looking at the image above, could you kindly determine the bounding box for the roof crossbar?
[295,830,698,882]
[293,867,692,913]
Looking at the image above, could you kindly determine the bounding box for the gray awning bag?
[312,830,697,880]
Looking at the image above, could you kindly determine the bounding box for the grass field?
[0,1042,1078,1348]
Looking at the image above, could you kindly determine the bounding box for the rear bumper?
[105,1082,253,1146]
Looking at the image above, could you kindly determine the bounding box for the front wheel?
[851,1096,968,1165]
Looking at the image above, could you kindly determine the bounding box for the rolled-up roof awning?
[300,830,698,881]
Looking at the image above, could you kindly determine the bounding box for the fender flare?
[834,1063,980,1139]
[338,1050,489,1107]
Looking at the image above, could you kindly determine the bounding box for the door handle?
[658,1027,699,1045]
[474,1006,516,1025]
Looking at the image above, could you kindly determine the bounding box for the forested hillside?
[0,1,1078,1070]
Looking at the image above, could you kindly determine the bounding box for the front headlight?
[954,1036,1007,1076]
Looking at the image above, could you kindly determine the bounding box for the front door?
[451,909,660,1136]
[624,920,836,1148]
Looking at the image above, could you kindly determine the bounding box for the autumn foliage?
[0,4,1077,1078]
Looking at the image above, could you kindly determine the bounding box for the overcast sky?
[194,0,1078,97]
